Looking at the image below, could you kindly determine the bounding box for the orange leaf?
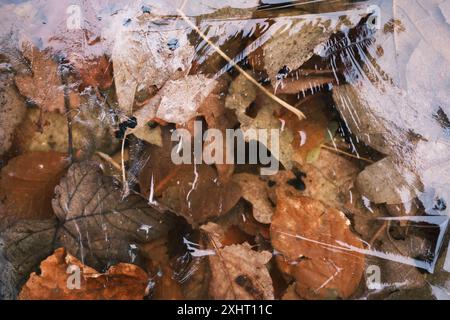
[15,43,79,113]
[270,188,365,299]
[19,248,148,300]
[0,151,68,220]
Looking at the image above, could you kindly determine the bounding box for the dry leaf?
[301,148,361,210]
[0,152,68,220]
[202,223,274,300]
[19,248,148,300]
[262,13,361,83]
[53,161,174,270]
[15,42,79,113]
[355,157,420,205]
[271,189,365,299]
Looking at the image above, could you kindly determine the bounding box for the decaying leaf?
[53,161,174,270]
[301,148,361,210]
[271,188,365,299]
[19,248,148,300]
[160,165,242,226]
[0,152,68,220]
[109,11,195,114]
[15,103,119,157]
[141,238,184,300]
[138,130,242,225]
[74,55,113,91]
[14,42,79,113]
[232,173,274,224]
[225,73,296,168]
[0,72,26,156]
[284,95,337,165]
[133,75,217,126]
[0,219,57,300]
[262,12,362,83]
[197,77,237,182]
[202,222,274,300]
[355,157,420,205]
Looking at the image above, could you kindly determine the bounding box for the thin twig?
[176,7,306,120]
[95,151,121,171]
[369,221,388,247]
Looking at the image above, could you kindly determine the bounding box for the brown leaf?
[73,55,113,91]
[138,130,241,226]
[284,95,335,165]
[270,189,365,299]
[19,248,148,300]
[141,239,184,300]
[0,72,27,155]
[15,42,79,113]
[53,161,174,270]
[232,173,274,224]
[198,77,237,182]
[0,152,68,220]
[202,223,274,300]
[0,219,57,300]
[301,148,361,209]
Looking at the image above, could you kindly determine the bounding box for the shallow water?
[0,0,449,300]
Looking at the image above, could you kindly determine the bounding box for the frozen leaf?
[159,165,242,226]
[0,72,26,156]
[0,152,68,220]
[53,161,174,270]
[271,188,365,299]
[202,223,274,300]
[133,75,217,126]
[262,12,362,83]
[198,78,237,182]
[232,173,274,224]
[132,125,163,147]
[301,148,361,209]
[355,157,420,205]
[108,11,195,114]
[15,101,119,157]
[19,247,148,300]
[284,95,337,165]
[75,55,113,91]
[138,131,242,226]
[14,42,79,113]
[225,73,296,168]
[327,0,450,211]
[0,219,57,300]
[141,239,184,300]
